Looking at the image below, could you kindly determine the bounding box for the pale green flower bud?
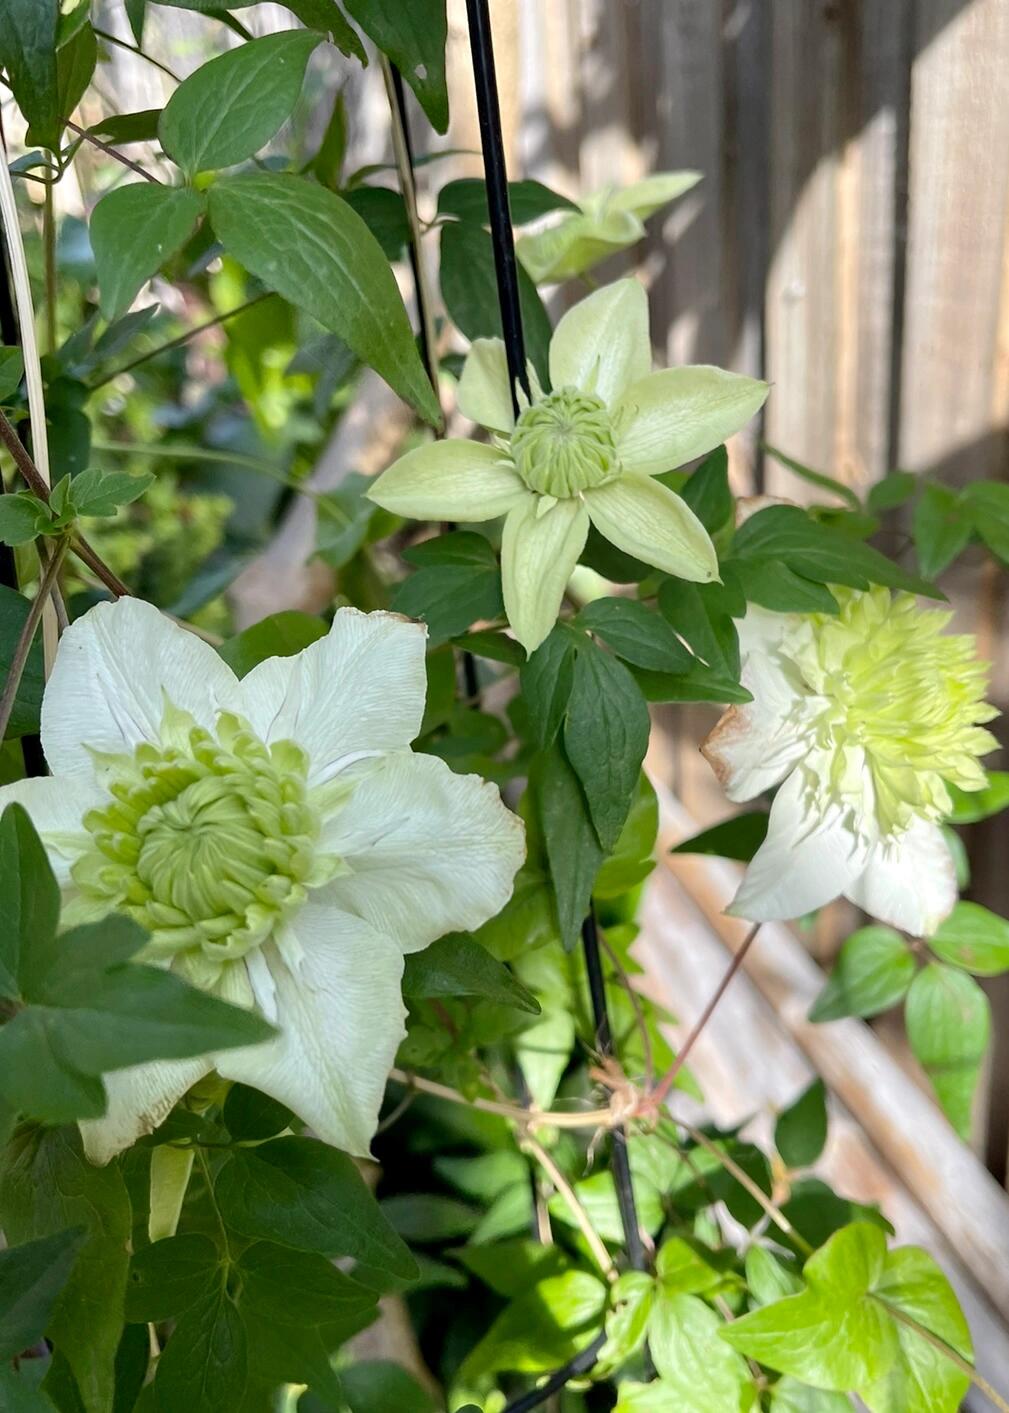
[510,386,620,497]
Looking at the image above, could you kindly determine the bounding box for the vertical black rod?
[464,0,530,410]
[388,65,436,393]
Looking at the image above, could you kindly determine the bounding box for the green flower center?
[72,705,340,979]
[794,588,998,834]
[510,386,619,497]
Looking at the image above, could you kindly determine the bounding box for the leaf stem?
[523,1132,616,1282]
[87,293,276,389]
[387,1066,614,1130]
[63,117,162,184]
[43,176,56,353]
[500,1329,608,1413]
[92,27,182,83]
[0,535,68,740]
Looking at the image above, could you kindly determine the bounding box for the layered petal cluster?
[703,587,998,935]
[369,279,768,653]
[3,600,524,1162]
[517,172,701,284]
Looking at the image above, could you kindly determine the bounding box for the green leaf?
[221,1084,292,1142]
[159,30,322,175]
[681,446,734,532]
[0,1228,83,1360]
[403,933,540,1013]
[905,962,990,1138]
[153,1279,247,1412]
[150,1,363,56]
[217,610,328,678]
[460,1270,607,1379]
[90,184,204,321]
[563,640,650,852]
[594,771,658,898]
[730,556,840,613]
[0,346,25,402]
[69,467,153,518]
[770,1379,853,1411]
[745,1247,804,1305]
[55,21,96,129]
[1,1127,132,1413]
[88,108,161,145]
[733,506,937,598]
[867,471,917,513]
[393,531,503,644]
[721,1223,899,1391]
[0,803,60,1001]
[342,184,411,259]
[912,483,971,578]
[534,742,603,949]
[0,492,53,547]
[520,624,579,748]
[455,627,525,665]
[437,177,577,226]
[775,1079,828,1169]
[214,1136,417,1279]
[440,219,552,384]
[344,0,448,133]
[125,1233,221,1323]
[0,0,60,151]
[578,597,693,673]
[0,1365,59,1412]
[671,812,769,863]
[326,1361,437,1413]
[861,1246,971,1413]
[960,479,1009,563]
[516,1008,576,1109]
[655,1237,729,1298]
[595,1271,655,1377]
[762,444,861,511]
[208,172,440,424]
[658,577,741,679]
[809,926,914,1022]
[649,1292,758,1410]
[947,771,1009,822]
[928,901,1009,975]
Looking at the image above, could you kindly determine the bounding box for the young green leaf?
[90,184,203,320]
[905,962,990,1138]
[928,901,1009,975]
[69,466,154,518]
[0,1227,83,1360]
[214,1136,417,1279]
[208,172,441,424]
[159,30,323,175]
[403,933,540,1013]
[649,1292,758,1410]
[775,1078,828,1169]
[808,926,914,1022]
[745,1246,804,1306]
[770,1379,853,1411]
[578,597,693,673]
[344,0,449,133]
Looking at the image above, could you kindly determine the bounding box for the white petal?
[367,440,526,522]
[320,752,525,953]
[501,494,589,654]
[610,170,702,219]
[215,908,406,1157]
[42,599,238,782]
[845,820,956,936]
[80,1055,213,1165]
[549,278,652,406]
[457,338,516,433]
[583,474,718,581]
[615,367,770,476]
[728,768,873,922]
[229,608,427,784]
[0,775,102,886]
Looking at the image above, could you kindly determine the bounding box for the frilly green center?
[510,386,619,497]
[71,703,341,981]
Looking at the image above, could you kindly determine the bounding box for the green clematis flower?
[517,171,701,284]
[368,279,769,653]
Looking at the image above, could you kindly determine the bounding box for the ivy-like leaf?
[649,1292,758,1410]
[90,184,204,320]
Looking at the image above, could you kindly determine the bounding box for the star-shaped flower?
[368,279,768,653]
[2,599,524,1162]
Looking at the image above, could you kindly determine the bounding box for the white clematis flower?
[2,599,524,1163]
[368,279,768,653]
[703,587,998,935]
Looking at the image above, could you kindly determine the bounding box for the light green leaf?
[775,1079,828,1169]
[460,1270,607,1379]
[655,1236,728,1297]
[0,0,59,150]
[90,184,203,320]
[861,1246,971,1413]
[947,771,1009,823]
[649,1292,758,1411]
[809,926,914,1022]
[208,172,440,423]
[763,443,861,512]
[745,1246,804,1305]
[69,466,154,518]
[594,771,658,898]
[928,900,1009,975]
[770,1378,853,1411]
[905,963,990,1138]
[595,1271,655,1377]
[516,1008,576,1110]
[0,492,53,546]
[159,30,322,175]
[344,0,448,133]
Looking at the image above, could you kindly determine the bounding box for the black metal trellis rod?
[501,1328,608,1413]
[463,0,646,1281]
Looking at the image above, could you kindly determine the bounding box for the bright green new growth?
[799,587,998,834]
[72,704,339,984]
[510,386,619,497]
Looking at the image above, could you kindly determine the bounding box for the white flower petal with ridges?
[457,337,515,433]
[615,366,769,476]
[728,767,873,923]
[548,278,651,407]
[583,474,718,582]
[367,440,526,523]
[81,1055,213,1165]
[227,607,427,784]
[845,820,956,937]
[0,775,103,887]
[215,907,406,1157]
[42,598,237,783]
[702,651,814,803]
[320,752,525,953]
[501,494,589,654]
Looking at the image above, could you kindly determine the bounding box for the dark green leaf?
[961,479,1009,563]
[0,346,24,402]
[730,556,839,613]
[671,811,768,862]
[0,493,53,547]
[564,641,651,851]
[762,443,861,511]
[520,624,579,747]
[454,628,525,665]
[221,1084,293,1142]
[0,0,60,150]
[680,446,733,532]
[0,803,60,1001]
[0,1228,83,1360]
[808,925,914,1022]
[55,21,96,128]
[929,901,1009,975]
[905,962,990,1138]
[217,610,328,678]
[658,577,741,679]
[344,0,448,133]
[440,220,552,385]
[88,109,161,145]
[867,471,918,513]
[90,184,204,321]
[153,1280,247,1413]
[159,30,322,175]
[381,1193,478,1243]
[329,1361,438,1413]
[150,1,363,57]
[630,661,751,705]
[394,532,503,643]
[125,1234,221,1323]
[208,172,440,423]
[594,771,658,898]
[215,1136,417,1279]
[342,185,411,259]
[112,1323,150,1413]
[775,1079,828,1169]
[912,482,971,578]
[534,742,603,950]
[437,178,577,226]
[578,597,692,672]
[403,933,540,1013]
[0,1363,60,1411]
